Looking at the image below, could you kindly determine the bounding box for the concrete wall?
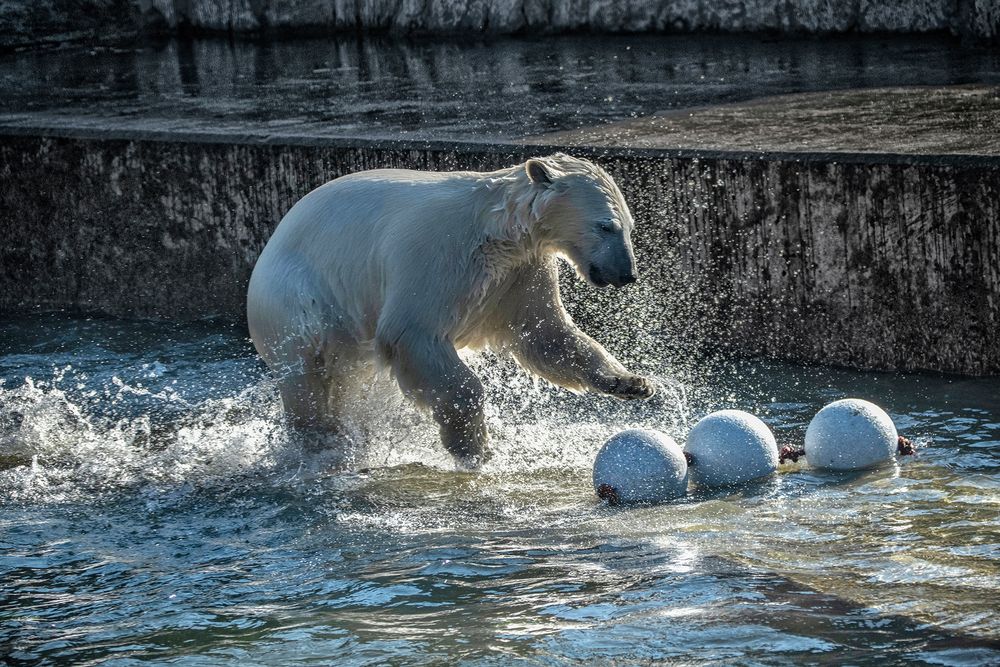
[1,130,997,375]
[2,0,998,48]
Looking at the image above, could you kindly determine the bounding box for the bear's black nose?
[620,274,637,285]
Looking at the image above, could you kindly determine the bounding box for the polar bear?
[247,153,654,467]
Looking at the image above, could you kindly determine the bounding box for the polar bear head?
[524,154,638,288]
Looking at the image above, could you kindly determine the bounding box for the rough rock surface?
[962,0,1000,39]
[2,0,998,47]
[0,0,139,48]
[163,0,1000,37]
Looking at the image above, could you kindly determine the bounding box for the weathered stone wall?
[1,130,997,375]
[2,0,998,48]
[129,0,1000,39]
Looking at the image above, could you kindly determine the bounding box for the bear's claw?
[454,449,492,470]
[607,374,656,400]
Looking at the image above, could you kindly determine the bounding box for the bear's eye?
[599,220,621,234]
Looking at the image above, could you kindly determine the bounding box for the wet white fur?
[247,153,648,467]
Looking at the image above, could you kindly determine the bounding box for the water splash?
[0,339,702,505]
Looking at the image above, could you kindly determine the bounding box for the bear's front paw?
[604,374,656,400]
[454,448,492,471]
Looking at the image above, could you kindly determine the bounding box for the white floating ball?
[593,429,688,504]
[805,398,898,471]
[684,410,779,488]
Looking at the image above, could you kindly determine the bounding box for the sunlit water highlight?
[1,314,998,665]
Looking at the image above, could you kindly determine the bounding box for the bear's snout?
[588,264,637,289]
[588,265,610,288]
[608,273,636,288]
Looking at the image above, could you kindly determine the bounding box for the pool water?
[2,33,999,141]
[1,313,998,665]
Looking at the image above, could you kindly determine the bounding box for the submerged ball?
[805,398,898,471]
[684,410,779,488]
[593,429,688,504]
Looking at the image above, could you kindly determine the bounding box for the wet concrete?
[525,86,1000,155]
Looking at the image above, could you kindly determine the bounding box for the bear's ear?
[526,159,552,186]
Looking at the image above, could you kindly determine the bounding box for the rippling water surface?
[2,33,999,140]
[1,314,998,665]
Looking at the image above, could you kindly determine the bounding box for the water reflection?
[2,34,999,140]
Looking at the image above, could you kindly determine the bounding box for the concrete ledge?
[1,124,998,375]
[2,116,999,168]
[525,87,1000,157]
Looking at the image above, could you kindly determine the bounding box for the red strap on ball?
[597,483,620,504]
[778,436,916,464]
[778,446,806,464]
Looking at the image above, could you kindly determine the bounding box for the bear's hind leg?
[277,367,335,430]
